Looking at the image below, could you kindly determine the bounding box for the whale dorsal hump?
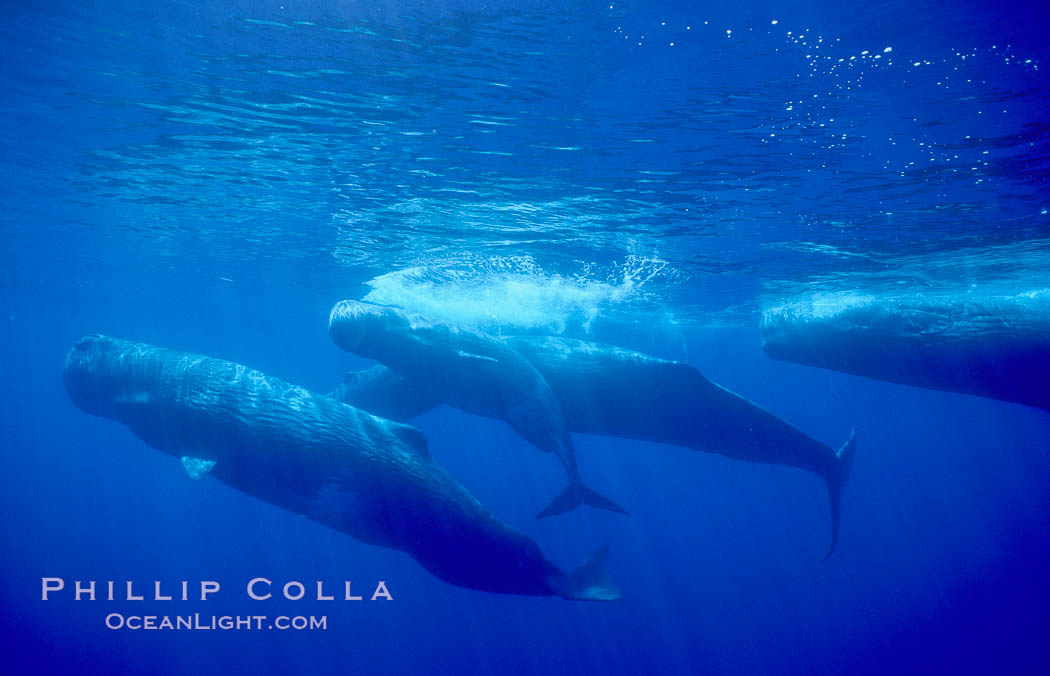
[393,424,430,459]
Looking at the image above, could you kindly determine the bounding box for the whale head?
[63,334,154,419]
[329,300,398,354]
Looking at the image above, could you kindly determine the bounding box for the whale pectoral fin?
[181,456,216,480]
[393,424,430,459]
[456,350,499,364]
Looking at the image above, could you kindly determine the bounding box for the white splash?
[361,255,678,335]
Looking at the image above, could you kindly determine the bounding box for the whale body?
[328,300,627,519]
[761,292,1050,413]
[62,334,619,601]
[330,335,857,558]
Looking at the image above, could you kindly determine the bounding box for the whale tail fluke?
[823,429,857,560]
[550,546,621,602]
[536,480,630,519]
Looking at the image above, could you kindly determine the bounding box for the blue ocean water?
[2,0,1049,673]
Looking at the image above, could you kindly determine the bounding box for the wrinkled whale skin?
[761,293,1050,412]
[63,334,618,601]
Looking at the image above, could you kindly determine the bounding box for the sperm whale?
[330,334,857,558]
[62,334,620,601]
[328,300,628,519]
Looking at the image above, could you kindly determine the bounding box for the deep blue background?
[2,1,1049,674]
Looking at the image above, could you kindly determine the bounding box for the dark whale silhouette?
[761,292,1050,413]
[329,335,857,558]
[62,334,619,601]
[328,300,628,519]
